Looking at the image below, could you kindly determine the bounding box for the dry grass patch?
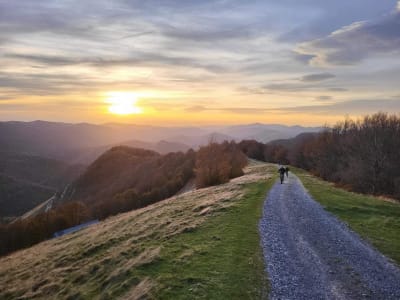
[125,277,155,300]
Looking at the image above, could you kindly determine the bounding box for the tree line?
[238,112,400,200]
[292,112,400,198]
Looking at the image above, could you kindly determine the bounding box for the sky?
[0,0,399,126]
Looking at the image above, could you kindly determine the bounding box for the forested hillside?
[0,142,246,256]
[292,113,400,198]
[0,152,84,219]
[240,112,400,200]
[68,146,196,218]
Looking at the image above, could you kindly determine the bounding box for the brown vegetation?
[195,141,247,188]
[291,113,400,199]
[0,202,90,256]
[238,112,400,200]
[1,142,249,257]
[238,140,289,164]
[86,147,196,219]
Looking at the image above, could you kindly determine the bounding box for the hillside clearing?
[294,168,400,265]
[0,161,274,299]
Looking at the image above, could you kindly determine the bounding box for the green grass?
[138,181,273,299]
[293,167,400,265]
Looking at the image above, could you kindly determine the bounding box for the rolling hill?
[0,161,274,299]
[62,146,195,210]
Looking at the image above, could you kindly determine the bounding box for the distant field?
[0,161,274,299]
[294,168,400,265]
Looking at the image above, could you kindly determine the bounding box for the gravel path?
[259,174,400,300]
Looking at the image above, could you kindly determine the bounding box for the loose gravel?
[259,174,400,300]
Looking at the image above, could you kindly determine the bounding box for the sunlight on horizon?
[106,92,143,115]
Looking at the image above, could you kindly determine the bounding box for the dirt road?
[259,174,400,299]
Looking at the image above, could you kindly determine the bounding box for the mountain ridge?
[0,120,321,162]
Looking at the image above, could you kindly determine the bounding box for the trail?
[259,174,400,300]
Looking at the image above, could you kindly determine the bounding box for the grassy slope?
[294,168,400,265]
[0,162,274,300]
[144,181,273,299]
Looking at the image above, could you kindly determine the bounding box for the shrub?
[195,141,247,188]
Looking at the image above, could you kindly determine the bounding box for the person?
[278,165,286,184]
[285,166,289,178]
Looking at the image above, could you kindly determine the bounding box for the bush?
[195,141,247,188]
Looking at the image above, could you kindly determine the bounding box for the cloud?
[276,0,397,43]
[328,87,348,92]
[184,105,270,114]
[263,83,310,92]
[315,95,333,101]
[5,51,230,75]
[161,24,253,43]
[300,73,335,82]
[0,99,106,112]
[296,8,400,66]
[185,105,208,112]
[275,99,400,114]
[0,0,399,123]
[262,82,344,93]
[236,87,268,95]
[5,54,82,66]
[0,96,14,101]
[220,107,268,114]
[184,99,400,115]
[0,72,98,95]
[240,73,337,94]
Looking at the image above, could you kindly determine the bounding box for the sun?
[106,92,142,115]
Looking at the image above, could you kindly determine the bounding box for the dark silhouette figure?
[278,166,286,184]
[285,167,289,178]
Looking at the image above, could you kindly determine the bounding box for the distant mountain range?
[0,120,321,163]
[0,120,321,219]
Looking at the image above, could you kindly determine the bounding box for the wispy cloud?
[296,10,400,66]
[300,73,335,82]
[315,95,333,101]
[0,0,399,124]
[275,99,400,114]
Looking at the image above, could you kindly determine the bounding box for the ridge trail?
[259,174,400,299]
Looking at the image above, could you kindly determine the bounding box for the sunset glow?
[106,92,142,115]
[0,0,399,125]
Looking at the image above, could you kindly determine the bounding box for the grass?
[141,181,273,299]
[293,167,400,265]
[0,161,274,299]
